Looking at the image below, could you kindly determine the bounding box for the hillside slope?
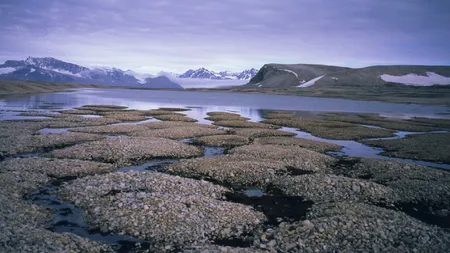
[245,63,450,88]
[247,64,350,88]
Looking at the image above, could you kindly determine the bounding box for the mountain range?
[246,63,450,88]
[178,68,258,80]
[0,57,259,89]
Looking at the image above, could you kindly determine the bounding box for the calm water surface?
[1,88,449,121]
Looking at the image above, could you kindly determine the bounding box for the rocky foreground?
[1,105,450,252]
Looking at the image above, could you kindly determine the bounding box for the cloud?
[0,0,449,73]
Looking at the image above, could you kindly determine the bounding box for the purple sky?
[1,0,449,74]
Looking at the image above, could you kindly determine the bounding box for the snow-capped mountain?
[0,57,182,89]
[179,68,222,79]
[236,68,258,80]
[179,68,258,80]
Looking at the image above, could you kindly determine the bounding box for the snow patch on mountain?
[281,69,298,78]
[379,72,450,86]
[297,75,324,88]
[179,68,258,80]
[0,67,16,74]
[124,70,153,84]
[50,68,83,77]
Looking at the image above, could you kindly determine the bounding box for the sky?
[0,0,449,74]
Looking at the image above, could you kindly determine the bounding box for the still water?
[1,88,449,121]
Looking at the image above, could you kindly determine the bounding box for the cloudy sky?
[0,0,449,74]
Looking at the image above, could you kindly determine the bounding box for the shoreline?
[2,78,450,106]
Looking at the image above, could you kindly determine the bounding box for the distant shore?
[2,79,450,106]
[185,85,450,106]
[0,80,105,96]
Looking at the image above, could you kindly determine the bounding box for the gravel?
[60,171,265,248]
[69,124,149,135]
[60,109,100,115]
[262,202,450,252]
[273,174,398,204]
[44,116,122,128]
[254,136,342,153]
[192,135,250,147]
[388,179,450,208]
[99,110,149,122]
[76,105,128,111]
[205,114,251,122]
[0,120,47,138]
[334,157,450,184]
[0,157,116,179]
[47,137,203,166]
[153,114,198,122]
[158,107,191,111]
[230,128,295,139]
[334,157,450,211]
[0,132,105,156]
[213,121,280,129]
[161,154,291,187]
[0,193,113,253]
[129,126,227,140]
[182,245,265,253]
[140,121,216,129]
[228,144,336,173]
[140,109,181,116]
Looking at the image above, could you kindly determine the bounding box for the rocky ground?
[1,105,450,252]
[253,136,342,153]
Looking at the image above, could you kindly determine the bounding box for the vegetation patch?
[322,112,447,132]
[262,118,396,140]
[362,132,450,163]
[406,117,450,129]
